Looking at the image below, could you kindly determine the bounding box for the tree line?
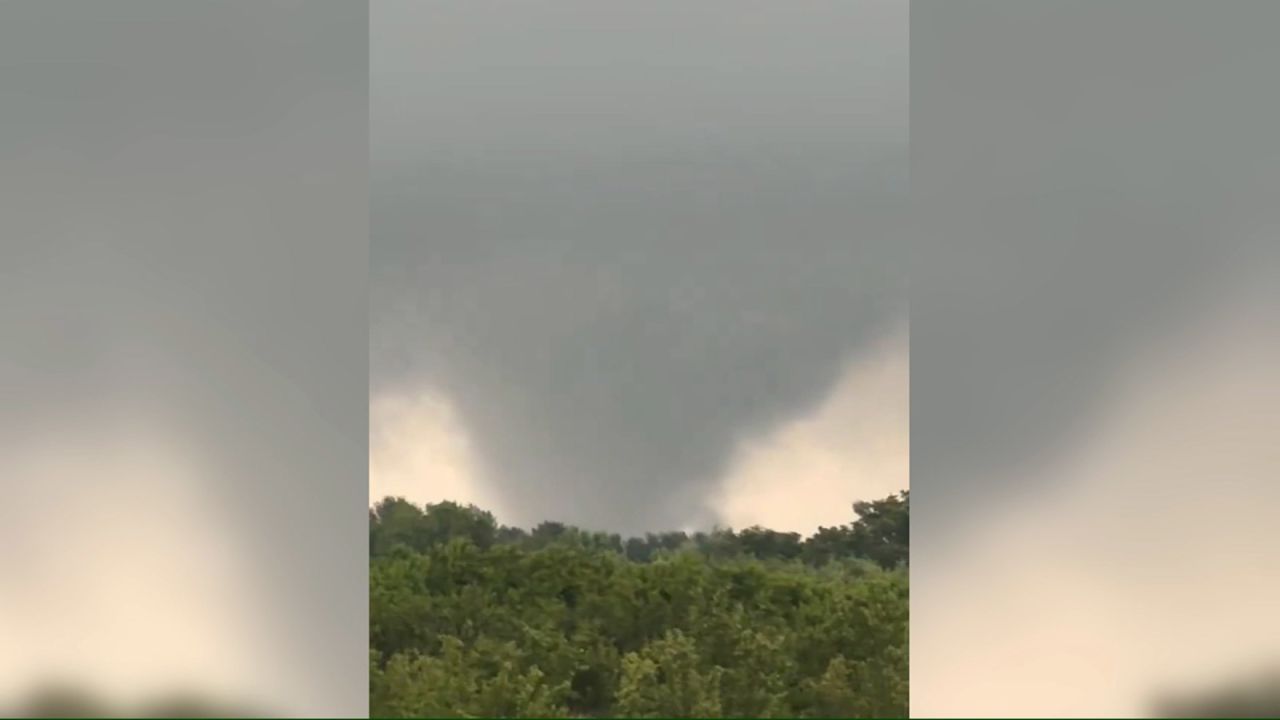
[370,491,908,718]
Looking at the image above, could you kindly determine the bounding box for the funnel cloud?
[371,0,907,533]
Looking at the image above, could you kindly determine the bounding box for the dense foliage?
[370,491,908,718]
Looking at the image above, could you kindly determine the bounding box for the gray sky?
[371,0,908,534]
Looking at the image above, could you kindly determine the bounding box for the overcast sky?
[370,0,908,534]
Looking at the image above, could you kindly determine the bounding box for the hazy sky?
[370,0,908,534]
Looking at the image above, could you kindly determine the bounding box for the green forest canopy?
[370,491,909,718]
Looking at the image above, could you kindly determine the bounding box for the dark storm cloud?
[1,2,366,714]
[371,0,907,533]
[912,0,1280,534]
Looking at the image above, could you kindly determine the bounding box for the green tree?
[803,650,908,719]
[369,494,909,718]
[848,491,909,570]
[616,630,723,717]
[372,637,569,718]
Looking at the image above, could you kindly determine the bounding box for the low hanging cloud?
[714,321,908,534]
[371,0,907,534]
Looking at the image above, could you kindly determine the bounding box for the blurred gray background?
[912,1,1280,716]
[0,1,367,715]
